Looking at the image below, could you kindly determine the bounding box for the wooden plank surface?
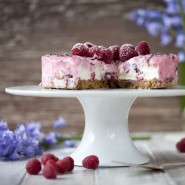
[0,160,26,185]
[1,132,185,185]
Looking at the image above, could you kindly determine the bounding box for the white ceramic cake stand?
[5,85,185,167]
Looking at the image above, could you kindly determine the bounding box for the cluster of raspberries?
[26,153,99,179]
[71,41,150,64]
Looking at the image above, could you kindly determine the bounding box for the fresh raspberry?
[26,158,41,175]
[102,48,114,64]
[42,162,57,179]
[119,44,138,62]
[45,159,57,169]
[94,46,113,64]
[135,41,150,55]
[63,156,74,172]
[84,42,94,48]
[176,138,185,152]
[88,46,97,57]
[71,43,88,57]
[41,153,59,165]
[94,46,105,60]
[56,159,70,174]
[109,45,120,60]
[82,155,99,170]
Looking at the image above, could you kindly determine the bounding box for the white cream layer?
[42,54,116,89]
[118,54,178,83]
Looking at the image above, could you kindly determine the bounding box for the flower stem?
[132,135,152,140]
[57,134,152,142]
[178,0,185,32]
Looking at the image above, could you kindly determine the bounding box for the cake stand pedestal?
[5,85,185,167]
[72,96,147,166]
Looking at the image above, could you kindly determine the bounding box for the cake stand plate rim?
[5,85,185,98]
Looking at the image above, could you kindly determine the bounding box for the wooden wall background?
[0,0,183,134]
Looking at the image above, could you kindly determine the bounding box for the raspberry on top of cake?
[41,41,178,90]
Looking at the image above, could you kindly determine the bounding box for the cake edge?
[42,78,175,90]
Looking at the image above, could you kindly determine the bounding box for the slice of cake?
[41,54,117,90]
[117,53,178,89]
[41,41,178,89]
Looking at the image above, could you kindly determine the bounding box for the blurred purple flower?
[131,9,162,20]
[13,125,42,160]
[133,8,146,17]
[178,51,185,62]
[164,0,179,14]
[182,0,185,10]
[162,15,182,28]
[145,22,163,36]
[0,120,9,131]
[136,17,145,26]
[0,130,15,159]
[53,116,67,129]
[0,121,42,161]
[164,0,185,13]
[14,124,27,139]
[63,140,75,148]
[25,122,44,140]
[161,31,173,45]
[130,0,185,59]
[8,150,20,160]
[130,9,146,26]
[145,9,162,19]
[45,132,57,145]
[0,116,69,160]
[130,9,162,26]
[175,32,185,47]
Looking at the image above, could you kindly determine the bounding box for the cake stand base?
[71,96,149,167]
[8,86,185,167]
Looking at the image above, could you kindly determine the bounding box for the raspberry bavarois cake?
[41,41,178,90]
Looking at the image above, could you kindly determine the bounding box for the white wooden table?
[1,132,185,185]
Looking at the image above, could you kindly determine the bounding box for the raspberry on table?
[42,162,57,179]
[71,43,89,57]
[82,155,99,170]
[176,138,185,152]
[26,158,41,175]
[56,159,70,174]
[63,156,74,172]
[119,44,138,62]
[41,153,59,165]
[45,159,57,169]
[109,45,120,60]
[135,41,150,55]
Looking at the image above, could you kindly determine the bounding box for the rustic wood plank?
[0,160,26,185]
[22,162,172,185]
[22,167,96,185]
[140,132,185,185]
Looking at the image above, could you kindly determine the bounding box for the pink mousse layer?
[118,53,178,83]
[41,53,178,89]
[41,54,116,88]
